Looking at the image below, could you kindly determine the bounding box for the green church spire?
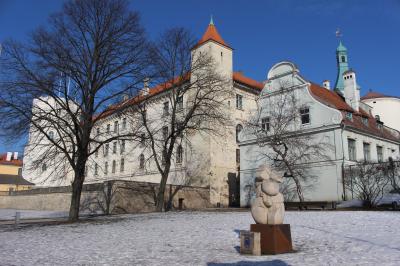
[334,41,349,94]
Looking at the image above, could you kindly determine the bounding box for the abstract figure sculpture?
[246,164,293,255]
[251,164,285,224]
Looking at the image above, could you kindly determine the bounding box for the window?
[163,101,169,116]
[162,126,169,141]
[261,117,270,131]
[175,122,183,138]
[104,144,109,156]
[362,117,368,126]
[112,160,116,173]
[104,162,108,175]
[94,163,98,176]
[139,154,145,169]
[341,55,346,63]
[42,163,47,172]
[177,96,183,110]
[113,142,117,154]
[348,139,356,161]
[140,133,145,146]
[176,145,183,164]
[375,115,380,121]
[363,142,371,161]
[106,124,110,133]
[114,121,119,133]
[300,107,310,125]
[122,118,127,130]
[377,146,383,162]
[236,124,243,143]
[377,122,383,130]
[48,131,54,140]
[120,158,125,172]
[236,94,243,110]
[346,112,353,121]
[121,140,125,154]
[236,149,240,164]
[162,153,166,166]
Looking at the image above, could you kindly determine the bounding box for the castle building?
[23,20,399,207]
[23,19,262,207]
[239,42,400,206]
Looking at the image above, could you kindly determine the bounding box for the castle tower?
[334,41,349,94]
[191,17,233,78]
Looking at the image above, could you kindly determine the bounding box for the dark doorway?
[227,172,240,207]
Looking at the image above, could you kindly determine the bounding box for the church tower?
[191,17,233,78]
[334,41,349,94]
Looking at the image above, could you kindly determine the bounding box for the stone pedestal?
[250,224,293,255]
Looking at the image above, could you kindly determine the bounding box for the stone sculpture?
[251,164,285,225]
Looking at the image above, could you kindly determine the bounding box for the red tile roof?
[309,83,353,112]
[98,72,263,119]
[361,91,400,100]
[309,84,400,142]
[193,23,231,50]
[233,72,264,90]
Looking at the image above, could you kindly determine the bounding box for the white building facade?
[23,21,263,207]
[239,61,400,206]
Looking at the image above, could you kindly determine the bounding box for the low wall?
[0,180,211,213]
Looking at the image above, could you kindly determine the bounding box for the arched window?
[341,55,346,63]
[104,162,108,175]
[42,163,47,172]
[114,121,119,133]
[176,145,183,164]
[112,160,116,173]
[139,154,145,169]
[120,158,125,172]
[236,124,243,143]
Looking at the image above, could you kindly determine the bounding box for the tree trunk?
[292,176,305,202]
[156,173,168,212]
[68,159,86,222]
[69,176,84,222]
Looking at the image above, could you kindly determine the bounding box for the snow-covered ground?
[1,211,400,265]
[0,209,68,221]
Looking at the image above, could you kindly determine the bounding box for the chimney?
[323,80,330,90]
[141,78,150,96]
[343,70,360,111]
[13,152,18,160]
[6,152,12,161]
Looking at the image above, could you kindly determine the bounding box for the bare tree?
[245,85,332,202]
[344,161,390,208]
[0,0,148,221]
[388,158,400,192]
[127,28,232,212]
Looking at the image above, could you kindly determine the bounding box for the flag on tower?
[335,28,342,38]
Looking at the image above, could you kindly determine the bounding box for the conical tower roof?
[193,17,231,49]
[337,41,347,52]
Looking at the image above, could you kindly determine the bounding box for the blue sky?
[1,0,400,153]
